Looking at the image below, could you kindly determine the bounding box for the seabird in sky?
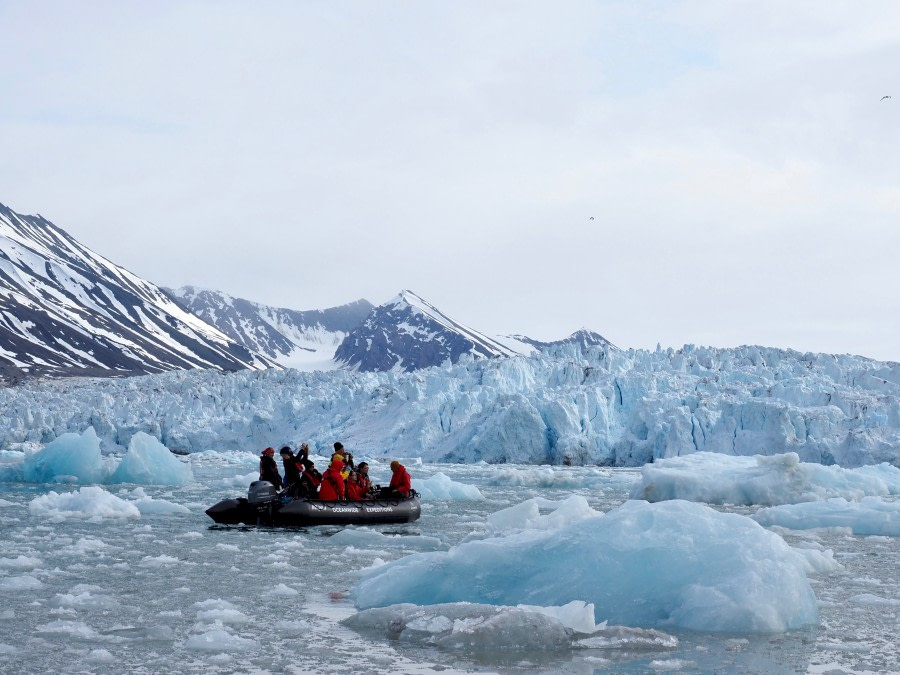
[881,95,891,101]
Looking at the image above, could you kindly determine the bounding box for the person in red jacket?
[386,460,411,498]
[318,457,346,501]
[345,471,365,501]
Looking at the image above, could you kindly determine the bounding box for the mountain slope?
[165,286,373,369]
[334,290,522,372]
[0,202,272,377]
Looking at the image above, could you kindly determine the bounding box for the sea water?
[0,455,897,674]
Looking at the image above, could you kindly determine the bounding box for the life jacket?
[319,465,346,500]
[346,479,365,501]
[388,464,411,497]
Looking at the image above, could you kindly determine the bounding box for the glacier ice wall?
[0,343,898,467]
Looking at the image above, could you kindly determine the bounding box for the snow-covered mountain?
[0,202,272,378]
[499,328,616,354]
[334,290,525,372]
[165,286,373,370]
[2,343,898,468]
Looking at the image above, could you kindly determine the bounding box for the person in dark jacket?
[385,460,411,498]
[319,457,346,501]
[297,460,322,498]
[259,447,283,490]
[280,447,303,498]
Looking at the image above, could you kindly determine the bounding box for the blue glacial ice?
[352,497,823,633]
[413,472,484,500]
[18,428,193,486]
[1,343,899,467]
[22,428,106,484]
[753,497,900,536]
[631,452,900,506]
[108,432,193,485]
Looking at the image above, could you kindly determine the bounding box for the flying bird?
[881,95,891,101]
[589,216,595,220]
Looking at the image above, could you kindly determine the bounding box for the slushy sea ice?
[353,497,826,633]
[631,451,900,506]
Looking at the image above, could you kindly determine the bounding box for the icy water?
[1,456,898,674]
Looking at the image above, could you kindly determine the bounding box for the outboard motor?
[247,480,279,523]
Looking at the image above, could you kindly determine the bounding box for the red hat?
[262,447,275,456]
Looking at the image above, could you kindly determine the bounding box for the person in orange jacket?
[319,456,346,501]
[386,460,411,498]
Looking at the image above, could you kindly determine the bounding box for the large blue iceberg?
[352,498,821,633]
[20,428,192,486]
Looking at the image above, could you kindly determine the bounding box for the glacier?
[0,343,898,467]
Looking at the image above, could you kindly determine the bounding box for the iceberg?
[752,497,900,536]
[413,472,484,500]
[108,432,193,485]
[352,499,820,633]
[22,428,105,484]
[631,452,898,506]
[17,428,193,486]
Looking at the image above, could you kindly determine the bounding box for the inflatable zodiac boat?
[206,480,421,526]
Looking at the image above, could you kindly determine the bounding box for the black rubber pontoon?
[206,481,421,526]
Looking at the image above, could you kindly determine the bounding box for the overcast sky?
[2,1,899,361]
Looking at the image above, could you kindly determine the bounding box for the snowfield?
[1,343,898,467]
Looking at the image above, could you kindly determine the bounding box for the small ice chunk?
[329,528,448,552]
[185,630,258,652]
[0,575,43,592]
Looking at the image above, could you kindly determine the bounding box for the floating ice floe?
[631,452,900,506]
[0,575,43,592]
[29,486,141,522]
[185,630,258,652]
[486,467,636,491]
[329,527,448,552]
[344,601,678,653]
[124,488,191,516]
[753,497,900,536]
[20,428,193,486]
[413,472,483,500]
[352,498,823,633]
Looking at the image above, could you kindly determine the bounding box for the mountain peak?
[335,290,518,372]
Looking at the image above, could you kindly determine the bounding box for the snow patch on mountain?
[166,286,372,370]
